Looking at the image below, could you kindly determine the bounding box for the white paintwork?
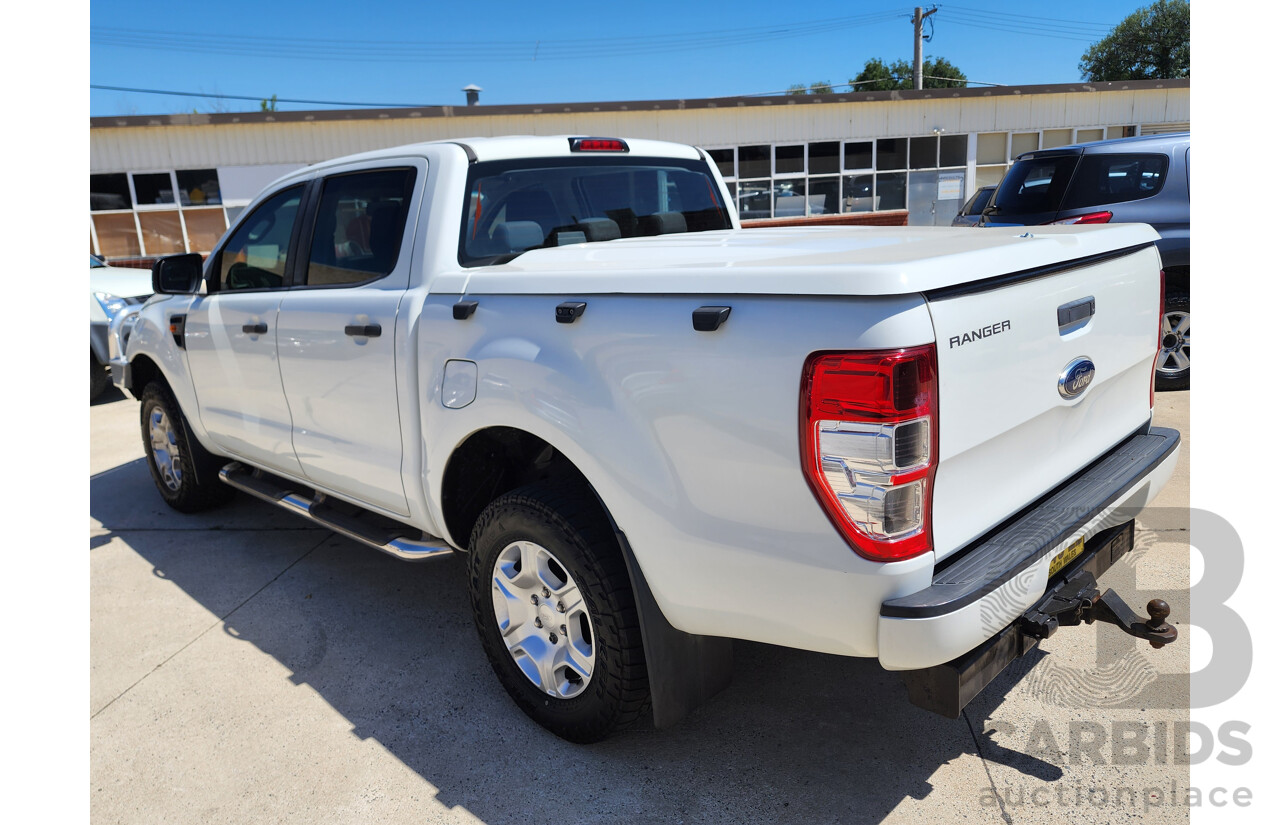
[459,224,1159,296]
[90,260,152,302]
[184,293,304,477]
[119,135,1175,665]
[927,245,1163,559]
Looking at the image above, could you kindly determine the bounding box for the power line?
[90,84,437,108]
[90,11,913,63]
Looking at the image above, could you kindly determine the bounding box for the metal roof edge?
[90,79,1190,129]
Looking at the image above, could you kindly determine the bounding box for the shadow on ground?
[92,458,1083,824]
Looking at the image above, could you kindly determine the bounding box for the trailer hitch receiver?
[1019,570,1178,648]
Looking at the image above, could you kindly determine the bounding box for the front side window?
[218,185,303,291]
[460,158,731,266]
[304,168,417,286]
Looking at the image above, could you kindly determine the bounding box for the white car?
[111,136,1181,742]
[90,255,152,401]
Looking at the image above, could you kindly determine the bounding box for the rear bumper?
[877,425,1180,671]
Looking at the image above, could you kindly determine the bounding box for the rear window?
[1060,153,1169,210]
[460,157,731,266]
[990,155,1079,215]
[961,187,994,217]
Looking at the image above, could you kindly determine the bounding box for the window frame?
[293,165,420,291]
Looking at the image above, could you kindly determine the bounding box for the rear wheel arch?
[440,426,597,550]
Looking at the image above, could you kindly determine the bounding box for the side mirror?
[151,253,205,295]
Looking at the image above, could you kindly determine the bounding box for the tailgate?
[926,243,1161,560]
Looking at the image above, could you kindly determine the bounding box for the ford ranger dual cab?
[109,135,1181,742]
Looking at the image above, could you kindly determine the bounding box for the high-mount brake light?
[570,138,630,153]
[800,346,939,562]
[1048,211,1113,225]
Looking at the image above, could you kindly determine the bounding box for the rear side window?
[1060,153,1169,210]
[460,158,731,266]
[304,168,416,286]
[991,155,1078,215]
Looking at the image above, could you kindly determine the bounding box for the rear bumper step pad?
[882,426,1180,620]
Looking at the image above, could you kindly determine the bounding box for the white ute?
[110,136,1181,742]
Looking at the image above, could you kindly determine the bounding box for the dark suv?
[981,132,1190,390]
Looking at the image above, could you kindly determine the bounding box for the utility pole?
[913,6,938,90]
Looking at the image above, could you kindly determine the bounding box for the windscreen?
[460,157,731,266]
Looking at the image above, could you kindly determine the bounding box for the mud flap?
[615,530,735,729]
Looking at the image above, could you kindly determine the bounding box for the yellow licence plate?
[1048,536,1086,578]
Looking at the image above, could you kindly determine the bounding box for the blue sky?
[90,1,1179,115]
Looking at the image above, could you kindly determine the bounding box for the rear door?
[274,162,422,516]
[925,243,1161,559]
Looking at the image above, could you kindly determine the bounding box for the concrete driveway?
[90,387,1191,824]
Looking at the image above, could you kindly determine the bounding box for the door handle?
[344,324,382,338]
[242,323,268,334]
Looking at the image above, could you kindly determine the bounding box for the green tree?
[849,57,966,91]
[1079,0,1189,81]
[852,57,898,91]
[260,94,279,112]
[786,80,835,95]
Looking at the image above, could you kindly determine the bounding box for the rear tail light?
[1047,211,1113,225]
[800,346,939,562]
[1151,268,1165,407]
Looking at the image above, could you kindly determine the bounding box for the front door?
[185,184,307,477]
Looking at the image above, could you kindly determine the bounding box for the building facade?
[89,79,1189,262]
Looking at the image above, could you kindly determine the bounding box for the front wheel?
[90,352,111,402]
[1156,292,1190,392]
[139,382,233,512]
[467,484,649,743]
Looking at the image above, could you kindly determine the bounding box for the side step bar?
[218,462,453,561]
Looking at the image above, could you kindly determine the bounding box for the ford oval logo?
[1058,357,1096,400]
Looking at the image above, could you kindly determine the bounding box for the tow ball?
[1019,570,1178,649]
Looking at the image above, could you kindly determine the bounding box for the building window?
[92,213,141,258]
[809,142,839,175]
[876,138,908,171]
[708,148,735,180]
[1011,132,1040,158]
[90,174,131,211]
[909,136,938,170]
[774,145,804,175]
[89,168,230,259]
[133,173,176,206]
[176,169,222,205]
[738,145,770,179]
[939,135,967,168]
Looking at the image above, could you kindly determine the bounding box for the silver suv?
[982,132,1190,390]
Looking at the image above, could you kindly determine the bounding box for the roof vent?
[462,84,482,107]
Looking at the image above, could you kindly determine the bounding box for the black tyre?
[1156,291,1190,392]
[139,382,234,512]
[467,483,649,743]
[90,352,111,402]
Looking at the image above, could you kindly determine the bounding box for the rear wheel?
[467,484,649,742]
[1156,292,1190,391]
[139,382,233,512]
